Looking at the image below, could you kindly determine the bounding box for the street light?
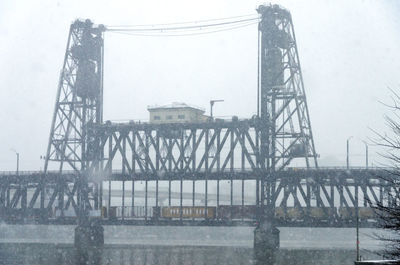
[40,155,46,171]
[356,195,360,261]
[362,141,369,169]
[346,136,353,170]
[353,139,369,261]
[210,99,224,119]
[10,149,19,175]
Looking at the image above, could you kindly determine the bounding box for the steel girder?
[87,119,263,177]
[0,169,398,227]
[0,172,99,222]
[271,169,400,226]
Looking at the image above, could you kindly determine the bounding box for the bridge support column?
[254,221,280,265]
[74,223,104,265]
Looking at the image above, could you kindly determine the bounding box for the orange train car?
[160,206,216,219]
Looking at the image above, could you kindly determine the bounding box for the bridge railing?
[0,170,77,176]
[0,167,392,177]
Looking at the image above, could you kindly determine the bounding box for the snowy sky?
[0,0,399,170]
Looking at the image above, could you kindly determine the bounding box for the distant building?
[147,102,208,124]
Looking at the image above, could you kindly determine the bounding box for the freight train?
[2,205,379,224]
[100,205,378,222]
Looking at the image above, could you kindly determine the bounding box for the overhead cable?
[106,17,259,32]
[107,21,258,37]
[106,13,259,29]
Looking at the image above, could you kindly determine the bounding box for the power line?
[106,13,259,29]
[107,21,258,37]
[106,17,259,32]
[109,20,255,35]
[109,21,257,37]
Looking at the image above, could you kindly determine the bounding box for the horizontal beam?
[97,119,261,132]
[0,168,392,183]
[0,215,381,228]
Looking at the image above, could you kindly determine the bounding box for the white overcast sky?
[0,0,399,170]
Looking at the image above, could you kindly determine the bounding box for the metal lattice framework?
[88,120,262,177]
[256,5,319,223]
[0,169,399,227]
[44,19,105,173]
[257,5,318,171]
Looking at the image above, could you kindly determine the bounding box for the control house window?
[154,115,161,120]
[178,115,185,119]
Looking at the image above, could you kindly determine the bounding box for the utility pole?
[346,136,353,169]
[210,99,224,119]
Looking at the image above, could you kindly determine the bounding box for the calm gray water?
[0,224,390,264]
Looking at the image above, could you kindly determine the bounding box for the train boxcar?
[109,206,117,220]
[275,207,302,220]
[275,207,336,221]
[217,205,257,220]
[161,206,216,219]
[309,207,336,220]
[339,207,376,220]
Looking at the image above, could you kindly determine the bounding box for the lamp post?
[362,141,368,169]
[16,152,19,175]
[346,136,353,170]
[11,149,19,175]
[355,140,368,261]
[210,99,224,119]
[356,200,360,261]
[40,155,46,172]
[355,175,360,261]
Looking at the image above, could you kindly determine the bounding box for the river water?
[0,225,390,264]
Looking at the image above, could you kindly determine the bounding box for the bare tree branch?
[370,88,400,258]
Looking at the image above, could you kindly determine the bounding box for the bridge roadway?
[0,168,397,227]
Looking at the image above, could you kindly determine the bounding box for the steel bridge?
[1,6,399,261]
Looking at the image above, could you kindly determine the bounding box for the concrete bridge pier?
[254,221,280,265]
[74,222,104,265]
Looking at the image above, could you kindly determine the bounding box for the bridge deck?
[0,168,396,228]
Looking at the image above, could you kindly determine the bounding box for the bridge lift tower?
[255,4,318,263]
[44,19,106,252]
[258,4,317,173]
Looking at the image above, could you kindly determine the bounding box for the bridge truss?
[0,168,398,227]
